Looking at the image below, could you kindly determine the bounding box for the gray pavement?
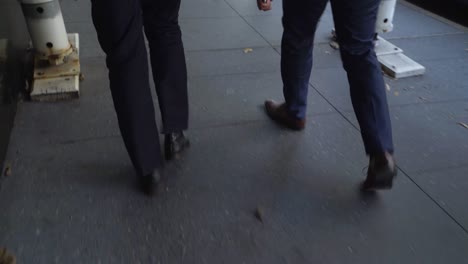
[1,0,468,263]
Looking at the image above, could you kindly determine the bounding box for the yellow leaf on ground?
[0,248,16,264]
[3,163,11,177]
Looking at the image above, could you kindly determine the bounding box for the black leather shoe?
[165,131,190,160]
[362,152,397,191]
[140,169,161,196]
[265,100,305,131]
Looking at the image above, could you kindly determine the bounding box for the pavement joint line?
[317,98,468,114]
[396,165,468,235]
[306,54,468,71]
[185,42,353,52]
[179,15,240,19]
[188,70,282,79]
[186,46,278,53]
[385,31,467,41]
[178,16,244,21]
[44,111,341,146]
[56,134,121,146]
[310,82,468,235]
[386,97,468,110]
[185,43,344,52]
[188,70,280,78]
[386,31,467,41]
[222,0,278,49]
[308,83,362,132]
[409,164,468,175]
[189,70,280,79]
[402,57,468,64]
[188,111,340,131]
[185,45,274,53]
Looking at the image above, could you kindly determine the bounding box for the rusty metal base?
[31,33,80,101]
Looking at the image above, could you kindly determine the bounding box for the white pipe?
[19,0,71,63]
[376,0,397,34]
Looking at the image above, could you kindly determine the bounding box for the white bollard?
[18,0,81,101]
[375,0,397,34]
[19,0,72,65]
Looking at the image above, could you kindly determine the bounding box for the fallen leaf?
[457,122,468,129]
[419,96,428,101]
[0,248,16,264]
[325,51,331,55]
[3,163,11,177]
[254,206,264,223]
[394,91,399,96]
[329,41,339,50]
[243,48,253,54]
[385,83,391,91]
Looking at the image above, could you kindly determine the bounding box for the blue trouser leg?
[331,0,394,154]
[281,0,394,154]
[281,0,328,120]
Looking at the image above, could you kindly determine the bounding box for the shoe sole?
[165,140,190,161]
[362,169,397,191]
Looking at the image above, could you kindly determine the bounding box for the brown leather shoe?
[362,152,397,191]
[264,100,305,131]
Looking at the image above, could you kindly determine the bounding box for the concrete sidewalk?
[1,0,468,263]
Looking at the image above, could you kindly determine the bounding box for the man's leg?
[264,0,328,131]
[280,0,328,120]
[331,0,396,189]
[91,0,162,178]
[141,0,188,133]
[141,0,190,160]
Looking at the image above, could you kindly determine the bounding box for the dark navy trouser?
[91,0,188,176]
[281,0,394,154]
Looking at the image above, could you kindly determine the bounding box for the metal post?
[19,0,81,101]
[376,0,397,34]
